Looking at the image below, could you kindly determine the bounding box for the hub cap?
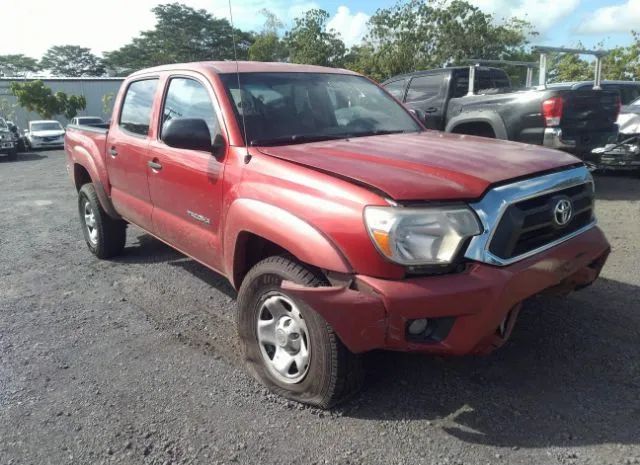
[257,293,310,384]
[83,200,98,245]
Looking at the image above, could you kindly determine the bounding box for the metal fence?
[0,77,124,128]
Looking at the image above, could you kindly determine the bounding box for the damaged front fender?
[281,280,387,354]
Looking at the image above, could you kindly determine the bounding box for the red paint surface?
[65,62,610,356]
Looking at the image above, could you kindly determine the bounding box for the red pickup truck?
[65,62,610,408]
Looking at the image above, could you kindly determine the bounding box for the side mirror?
[163,118,217,153]
[408,108,427,124]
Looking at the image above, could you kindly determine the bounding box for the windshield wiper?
[346,129,415,138]
[250,129,417,146]
[250,134,348,146]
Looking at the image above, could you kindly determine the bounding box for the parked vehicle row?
[65,61,610,408]
[0,117,106,159]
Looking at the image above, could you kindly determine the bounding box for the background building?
[0,77,124,127]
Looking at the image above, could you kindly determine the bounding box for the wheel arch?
[224,199,352,289]
[446,113,508,139]
[71,156,121,220]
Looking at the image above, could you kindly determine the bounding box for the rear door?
[404,73,447,129]
[106,78,160,231]
[383,78,408,101]
[146,73,228,271]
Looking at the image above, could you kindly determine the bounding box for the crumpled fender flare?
[224,199,352,288]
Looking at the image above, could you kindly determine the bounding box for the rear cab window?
[119,79,159,136]
[451,68,512,98]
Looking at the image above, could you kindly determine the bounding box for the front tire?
[7,147,17,161]
[237,256,364,409]
[78,183,126,259]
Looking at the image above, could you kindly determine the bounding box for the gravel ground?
[1,150,639,465]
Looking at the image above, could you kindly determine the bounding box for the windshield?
[31,122,63,131]
[0,119,7,130]
[219,72,421,145]
[631,97,640,107]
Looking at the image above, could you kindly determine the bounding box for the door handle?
[424,107,438,113]
[109,147,118,157]
[148,160,162,171]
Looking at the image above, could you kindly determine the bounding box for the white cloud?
[327,6,369,47]
[575,0,640,34]
[0,0,318,58]
[470,0,580,33]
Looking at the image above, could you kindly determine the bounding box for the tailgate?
[560,89,619,132]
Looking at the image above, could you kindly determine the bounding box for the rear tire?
[78,183,126,259]
[237,256,364,409]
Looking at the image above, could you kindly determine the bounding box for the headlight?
[364,205,482,265]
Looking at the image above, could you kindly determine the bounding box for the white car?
[69,116,105,127]
[26,120,65,150]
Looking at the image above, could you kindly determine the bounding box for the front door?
[106,78,160,231]
[147,75,227,271]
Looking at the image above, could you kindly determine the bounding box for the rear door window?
[405,74,443,102]
[119,79,159,136]
[384,79,407,101]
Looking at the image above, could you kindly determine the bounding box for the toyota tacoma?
[65,62,610,408]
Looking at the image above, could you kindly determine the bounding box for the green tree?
[104,3,253,75]
[284,9,346,67]
[249,9,288,62]
[350,0,535,81]
[0,98,18,121]
[602,33,640,80]
[10,80,86,120]
[40,45,105,77]
[0,54,40,77]
[546,51,593,83]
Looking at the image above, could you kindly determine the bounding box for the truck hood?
[257,131,580,200]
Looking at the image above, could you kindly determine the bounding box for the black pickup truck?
[382,66,620,158]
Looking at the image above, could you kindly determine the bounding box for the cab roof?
[129,61,360,77]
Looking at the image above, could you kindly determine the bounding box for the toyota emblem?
[553,198,573,227]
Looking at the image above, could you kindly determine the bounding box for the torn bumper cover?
[588,135,640,170]
[283,227,610,356]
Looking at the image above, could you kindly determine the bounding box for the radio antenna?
[227,0,251,163]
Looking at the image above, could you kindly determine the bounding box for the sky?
[0,0,638,58]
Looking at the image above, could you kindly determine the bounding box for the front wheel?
[237,256,364,409]
[7,147,17,161]
[78,183,126,259]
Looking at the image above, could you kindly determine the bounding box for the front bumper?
[284,226,610,356]
[29,138,64,148]
[0,140,15,152]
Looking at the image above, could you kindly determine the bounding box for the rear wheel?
[78,183,126,259]
[237,256,364,409]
